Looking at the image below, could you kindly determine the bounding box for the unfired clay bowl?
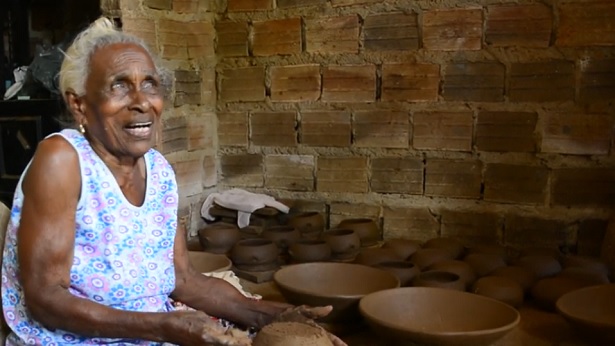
[359,287,520,346]
[187,251,232,273]
[253,322,333,346]
[556,284,615,343]
[273,262,400,323]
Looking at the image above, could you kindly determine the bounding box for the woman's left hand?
[274,305,348,346]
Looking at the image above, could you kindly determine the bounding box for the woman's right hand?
[162,310,251,346]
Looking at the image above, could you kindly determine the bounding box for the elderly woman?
[1,18,344,346]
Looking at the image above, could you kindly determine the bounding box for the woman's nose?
[128,89,152,112]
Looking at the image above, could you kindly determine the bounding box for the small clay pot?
[463,253,507,278]
[410,248,456,270]
[412,270,466,291]
[557,266,610,285]
[472,276,524,308]
[355,248,401,266]
[518,246,562,261]
[239,226,261,240]
[262,226,301,253]
[428,259,477,289]
[423,237,465,259]
[491,265,537,293]
[561,255,610,279]
[322,228,361,261]
[376,261,420,287]
[337,218,381,247]
[382,238,422,260]
[514,254,562,280]
[230,238,279,271]
[198,224,241,254]
[466,243,508,263]
[530,276,591,311]
[289,239,332,263]
[287,212,325,238]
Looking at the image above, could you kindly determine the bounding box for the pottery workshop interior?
[1,0,615,345]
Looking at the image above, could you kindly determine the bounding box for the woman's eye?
[142,79,159,91]
[111,81,128,92]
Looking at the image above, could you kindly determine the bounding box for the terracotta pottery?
[466,243,508,263]
[463,253,507,278]
[322,228,361,261]
[530,276,591,311]
[428,260,477,289]
[376,261,420,287]
[262,225,301,253]
[230,238,279,271]
[359,287,520,346]
[287,212,325,239]
[557,266,610,285]
[337,218,381,247]
[423,237,465,259]
[518,246,562,261]
[253,322,333,346]
[514,254,562,280]
[410,248,456,270]
[412,270,466,291]
[197,223,241,254]
[602,217,615,279]
[289,239,332,263]
[382,238,422,260]
[472,276,524,308]
[186,236,203,251]
[490,265,537,293]
[562,255,610,279]
[239,226,262,240]
[355,247,402,267]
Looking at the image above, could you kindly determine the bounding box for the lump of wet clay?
[253,322,333,346]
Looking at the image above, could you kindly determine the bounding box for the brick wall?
[109,0,615,254]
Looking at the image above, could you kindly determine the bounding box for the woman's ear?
[65,90,86,123]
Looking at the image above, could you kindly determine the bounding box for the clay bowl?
[555,284,615,344]
[530,276,592,311]
[230,238,279,271]
[187,251,232,273]
[466,243,508,262]
[289,239,332,263]
[423,237,465,259]
[471,276,524,308]
[514,254,562,280]
[490,265,537,293]
[238,226,261,240]
[197,223,241,254]
[337,218,381,247]
[428,260,477,289]
[322,228,361,261]
[355,247,401,266]
[463,253,507,278]
[376,261,420,287]
[359,287,520,346]
[410,248,456,270]
[287,211,325,237]
[412,270,466,292]
[253,322,333,346]
[262,225,301,253]
[381,238,422,260]
[273,262,400,323]
[561,255,610,279]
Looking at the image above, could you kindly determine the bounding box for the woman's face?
[77,42,164,160]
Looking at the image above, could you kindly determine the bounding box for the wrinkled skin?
[15,42,346,346]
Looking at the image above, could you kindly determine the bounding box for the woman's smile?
[124,121,153,138]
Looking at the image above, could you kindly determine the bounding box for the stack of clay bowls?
[322,228,361,262]
[287,212,325,239]
[337,218,381,247]
[230,238,279,272]
[197,222,241,255]
[262,225,301,261]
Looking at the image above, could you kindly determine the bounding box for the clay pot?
[322,228,361,261]
[428,260,477,289]
[287,212,325,239]
[253,322,333,346]
[262,226,301,253]
[557,267,610,285]
[337,218,381,247]
[530,276,591,311]
[514,254,562,280]
[463,253,507,278]
[197,223,240,254]
[186,236,203,251]
[466,243,508,263]
[410,248,456,270]
[376,261,420,287]
[382,238,422,260]
[472,276,524,308]
[518,246,562,261]
[239,226,261,240]
[289,239,332,263]
[423,237,465,259]
[412,270,466,291]
[230,238,279,271]
[561,255,610,279]
[355,248,402,267]
[491,265,537,293]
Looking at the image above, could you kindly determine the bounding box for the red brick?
[251,112,297,147]
[541,113,612,155]
[253,18,302,56]
[145,0,172,10]
[504,215,571,250]
[383,207,439,241]
[476,111,537,152]
[551,168,615,206]
[317,156,368,193]
[227,0,272,11]
[331,0,380,6]
[557,1,615,46]
[442,62,505,102]
[484,164,549,205]
[277,0,326,8]
[161,116,187,154]
[413,112,473,151]
[218,112,248,147]
[441,210,501,245]
[220,154,264,187]
[353,111,409,148]
[122,17,157,51]
[485,4,552,47]
[305,15,360,54]
[219,67,265,102]
[215,21,249,57]
[270,65,321,102]
[330,203,381,230]
[185,22,215,60]
[300,111,351,147]
[265,155,315,192]
[423,8,483,51]
[174,70,201,106]
[363,12,419,51]
[580,59,615,104]
[425,159,482,199]
[370,157,423,195]
[381,63,440,102]
[158,19,189,60]
[509,61,575,102]
[577,219,608,256]
[322,65,376,102]
[173,0,198,13]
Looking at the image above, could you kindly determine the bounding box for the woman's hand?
[273,305,348,346]
[162,310,251,346]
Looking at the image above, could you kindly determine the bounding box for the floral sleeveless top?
[1,129,178,345]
